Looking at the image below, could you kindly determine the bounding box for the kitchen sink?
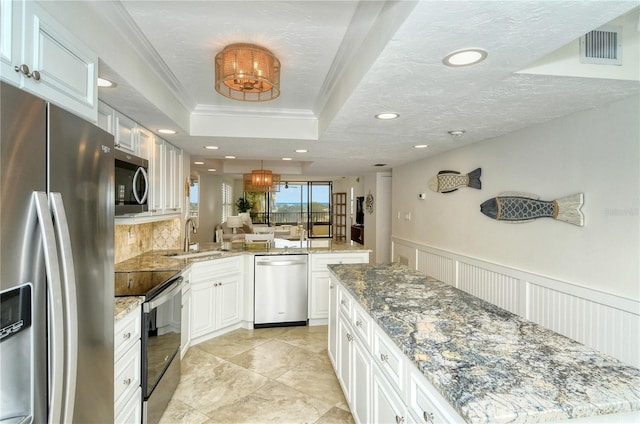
[164,250,223,259]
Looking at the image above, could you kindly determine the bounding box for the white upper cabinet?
[0,0,97,121]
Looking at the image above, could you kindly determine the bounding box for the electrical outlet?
[127,229,135,245]
[404,212,411,221]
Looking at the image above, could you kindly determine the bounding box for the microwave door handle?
[33,192,64,424]
[50,193,78,424]
[132,167,143,205]
[140,167,149,203]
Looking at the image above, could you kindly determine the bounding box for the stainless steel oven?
[115,271,183,424]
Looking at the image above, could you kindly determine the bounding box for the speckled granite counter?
[114,296,144,321]
[115,239,369,273]
[328,262,640,423]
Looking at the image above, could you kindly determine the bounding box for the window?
[221,181,232,222]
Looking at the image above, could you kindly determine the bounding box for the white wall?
[392,94,639,300]
[364,171,392,263]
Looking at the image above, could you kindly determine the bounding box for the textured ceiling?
[97,1,640,178]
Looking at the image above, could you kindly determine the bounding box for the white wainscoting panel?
[458,262,522,315]
[416,250,456,286]
[528,283,640,368]
[391,237,640,368]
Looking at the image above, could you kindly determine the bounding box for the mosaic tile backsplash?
[115,218,181,263]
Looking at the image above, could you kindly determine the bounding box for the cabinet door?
[216,273,241,329]
[162,143,176,211]
[372,363,407,424]
[137,127,153,161]
[337,315,352,401]
[190,282,216,339]
[351,336,371,424]
[21,1,97,120]
[309,272,331,319]
[328,278,338,366]
[181,286,191,358]
[114,112,137,153]
[148,138,164,213]
[97,101,114,134]
[0,0,22,86]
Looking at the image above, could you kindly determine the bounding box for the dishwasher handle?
[256,259,307,267]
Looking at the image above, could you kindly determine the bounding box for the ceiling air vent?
[580,25,622,65]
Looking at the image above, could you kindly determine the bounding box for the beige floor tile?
[195,329,270,359]
[158,398,210,424]
[276,326,330,353]
[174,358,270,413]
[276,350,347,406]
[313,406,356,424]
[205,380,333,424]
[228,339,310,379]
[180,346,226,376]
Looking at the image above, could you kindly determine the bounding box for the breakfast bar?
[328,263,640,423]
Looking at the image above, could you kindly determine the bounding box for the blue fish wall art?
[428,168,481,193]
[480,192,584,226]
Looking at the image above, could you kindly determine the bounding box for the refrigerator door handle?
[50,193,78,424]
[33,192,64,424]
[132,166,149,204]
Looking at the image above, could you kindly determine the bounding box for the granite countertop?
[328,262,640,423]
[114,296,144,321]
[115,239,369,273]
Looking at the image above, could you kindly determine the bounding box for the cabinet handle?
[15,64,41,80]
[123,378,132,386]
[423,411,434,423]
[356,320,362,327]
[380,353,389,362]
[395,415,405,424]
[122,332,131,339]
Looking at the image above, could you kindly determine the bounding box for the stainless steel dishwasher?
[254,254,308,328]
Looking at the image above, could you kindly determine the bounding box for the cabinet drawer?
[407,365,462,424]
[351,302,372,348]
[115,385,142,424]
[337,286,352,318]
[114,307,141,360]
[114,339,141,409]
[191,256,242,282]
[373,327,405,395]
[311,252,368,271]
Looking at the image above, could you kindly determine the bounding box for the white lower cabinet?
[181,273,191,358]
[309,252,369,323]
[114,305,142,424]
[190,257,243,342]
[329,275,464,424]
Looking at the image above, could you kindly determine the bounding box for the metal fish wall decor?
[428,168,481,193]
[480,192,584,226]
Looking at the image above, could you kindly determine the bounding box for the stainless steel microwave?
[115,150,149,215]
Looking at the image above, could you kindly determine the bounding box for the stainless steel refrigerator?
[0,82,115,423]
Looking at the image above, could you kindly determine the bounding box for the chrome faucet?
[184,217,197,252]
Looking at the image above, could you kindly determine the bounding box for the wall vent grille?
[580,25,622,65]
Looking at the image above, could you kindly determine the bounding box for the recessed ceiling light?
[448,130,466,138]
[295,149,308,153]
[205,145,219,150]
[225,155,236,159]
[443,48,488,67]
[97,77,116,88]
[208,168,216,172]
[375,113,399,120]
[414,144,428,149]
[282,157,292,161]
[193,161,204,165]
[158,128,176,134]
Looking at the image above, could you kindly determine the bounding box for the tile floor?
[159,325,354,424]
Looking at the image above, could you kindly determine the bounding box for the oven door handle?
[144,277,184,313]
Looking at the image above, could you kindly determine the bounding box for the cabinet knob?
[346,333,353,342]
[380,353,389,362]
[340,299,346,306]
[423,411,434,423]
[329,285,334,289]
[122,332,131,339]
[395,415,405,424]
[123,378,132,386]
[14,64,41,80]
[356,320,362,327]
